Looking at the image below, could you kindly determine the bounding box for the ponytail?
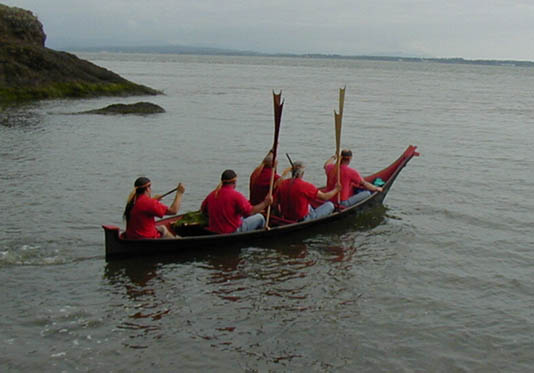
[123,177,151,222]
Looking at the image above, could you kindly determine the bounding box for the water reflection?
[0,105,43,129]
[101,206,387,350]
[104,257,171,348]
[104,205,387,300]
[326,244,357,263]
[104,258,162,299]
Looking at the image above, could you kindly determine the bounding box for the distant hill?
[0,4,160,105]
[70,44,534,68]
[68,44,262,56]
[300,54,534,68]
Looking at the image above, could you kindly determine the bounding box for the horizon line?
[61,44,534,66]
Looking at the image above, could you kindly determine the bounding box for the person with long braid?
[201,169,272,234]
[274,161,341,222]
[123,177,185,239]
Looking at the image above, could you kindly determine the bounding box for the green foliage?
[0,82,158,104]
[172,210,209,228]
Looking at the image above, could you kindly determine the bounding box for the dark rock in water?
[81,102,165,115]
[0,4,161,105]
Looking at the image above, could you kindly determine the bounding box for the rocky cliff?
[0,4,160,105]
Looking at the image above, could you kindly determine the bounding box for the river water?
[1,53,533,372]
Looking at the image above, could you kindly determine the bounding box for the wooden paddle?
[265,90,284,228]
[285,153,294,169]
[155,186,178,200]
[334,87,346,203]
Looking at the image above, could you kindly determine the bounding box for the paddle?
[285,153,294,169]
[265,90,284,228]
[334,87,345,203]
[155,186,179,200]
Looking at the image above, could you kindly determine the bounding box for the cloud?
[4,0,534,60]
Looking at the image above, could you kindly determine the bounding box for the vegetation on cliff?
[0,4,160,105]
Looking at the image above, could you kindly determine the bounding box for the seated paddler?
[324,149,383,207]
[201,169,273,234]
[249,150,291,205]
[123,177,185,239]
[274,161,341,222]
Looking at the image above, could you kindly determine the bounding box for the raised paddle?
[155,186,179,200]
[265,90,284,228]
[334,87,346,203]
[285,153,294,169]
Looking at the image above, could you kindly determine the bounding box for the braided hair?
[123,177,151,222]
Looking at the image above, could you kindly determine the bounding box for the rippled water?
[1,53,534,371]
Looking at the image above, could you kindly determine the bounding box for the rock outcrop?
[79,102,165,115]
[0,4,161,105]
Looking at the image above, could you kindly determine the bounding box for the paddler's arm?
[249,194,273,215]
[317,183,342,201]
[323,155,337,170]
[360,180,383,193]
[166,183,185,215]
[274,167,292,189]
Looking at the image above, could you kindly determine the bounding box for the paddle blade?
[338,86,346,117]
[333,86,345,155]
[272,91,284,161]
[334,112,342,153]
[266,91,284,229]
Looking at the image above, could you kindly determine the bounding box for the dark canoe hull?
[103,145,419,260]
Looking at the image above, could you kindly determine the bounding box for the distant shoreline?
[68,45,534,68]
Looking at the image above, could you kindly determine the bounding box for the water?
[1,53,534,372]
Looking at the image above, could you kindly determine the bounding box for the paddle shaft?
[158,187,178,199]
[285,153,294,169]
[334,87,346,203]
[265,91,284,228]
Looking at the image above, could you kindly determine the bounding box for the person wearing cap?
[249,150,291,205]
[274,161,341,222]
[324,149,383,207]
[201,169,273,234]
[123,177,185,239]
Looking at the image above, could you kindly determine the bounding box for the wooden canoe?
[103,145,419,260]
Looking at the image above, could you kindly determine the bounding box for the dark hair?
[134,176,151,189]
[341,149,352,158]
[221,169,237,183]
[123,177,151,222]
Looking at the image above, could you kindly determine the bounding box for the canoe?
[103,145,419,259]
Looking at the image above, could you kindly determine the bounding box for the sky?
[4,0,534,61]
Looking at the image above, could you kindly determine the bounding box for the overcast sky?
[5,0,534,60]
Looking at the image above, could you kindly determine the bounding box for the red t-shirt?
[325,163,363,201]
[125,194,168,239]
[201,185,253,234]
[249,166,280,205]
[275,178,318,221]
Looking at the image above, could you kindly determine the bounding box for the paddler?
[274,161,341,221]
[249,150,291,205]
[123,177,185,239]
[201,169,272,234]
[324,149,383,207]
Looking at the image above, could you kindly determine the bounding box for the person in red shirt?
[123,177,185,239]
[201,169,273,234]
[249,150,291,205]
[274,161,341,221]
[324,149,383,207]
